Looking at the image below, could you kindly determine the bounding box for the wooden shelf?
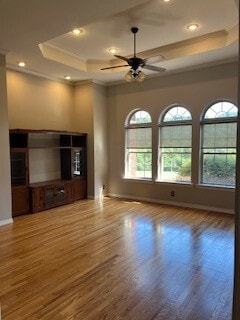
[30,179,74,213]
[28,146,72,150]
[10,129,87,216]
[30,179,71,188]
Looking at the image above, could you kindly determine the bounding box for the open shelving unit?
[10,129,87,216]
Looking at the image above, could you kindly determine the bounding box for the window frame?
[124,109,152,180]
[158,105,192,184]
[200,100,238,187]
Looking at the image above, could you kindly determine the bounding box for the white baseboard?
[0,218,13,227]
[108,193,234,214]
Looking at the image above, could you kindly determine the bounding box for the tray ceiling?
[0,0,238,84]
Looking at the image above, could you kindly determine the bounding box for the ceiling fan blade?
[114,55,130,63]
[143,55,164,64]
[101,64,129,70]
[142,64,166,72]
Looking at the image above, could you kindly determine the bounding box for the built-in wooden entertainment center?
[10,129,87,217]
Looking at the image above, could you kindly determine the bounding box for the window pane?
[159,122,192,182]
[161,153,191,182]
[163,106,192,122]
[125,109,152,179]
[127,151,152,178]
[204,102,238,119]
[202,154,236,186]
[129,111,151,124]
[203,148,236,154]
[203,123,236,149]
[162,147,192,153]
[161,125,192,148]
[127,128,151,148]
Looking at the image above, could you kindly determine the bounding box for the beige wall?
[7,70,74,130]
[107,62,238,213]
[73,82,108,199]
[7,72,100,199]
[5,62,238,212]
[73,82,95,198]
[0,55,12,224]
[6,72,108,201]
[93,83,108,198]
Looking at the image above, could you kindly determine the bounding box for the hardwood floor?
[0,197,234,320]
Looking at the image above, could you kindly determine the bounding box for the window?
[125,110,152,179]
[201,101,237,186]
[158,106,192,182]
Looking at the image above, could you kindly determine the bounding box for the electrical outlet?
[171,191,175,197]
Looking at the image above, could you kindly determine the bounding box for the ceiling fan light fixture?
[125,70,133,82]
[101,27,166,82]
[125,69,145,83]
[137,70,145,82]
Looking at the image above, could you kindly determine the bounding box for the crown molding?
[6,64,74,86]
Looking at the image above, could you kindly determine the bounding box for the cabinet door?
[73,148,86,178]
[44,187,56,208]
[31,187,44,213]
[10,149,28,186]
[55,184,66,205]
[61,149,72,180]
[65,182,73,204]
[73,178,87,201]
[12,187,29,217]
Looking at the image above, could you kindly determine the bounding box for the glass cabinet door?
[73,149,86,177]
[11,151,27,186]
[44,187,55,208]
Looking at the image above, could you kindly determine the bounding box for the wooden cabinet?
[12,187,29,217]
[10,148,29,216]
[73,178,87,201]
[10,129,87,216]
[10,149,28,187]
[30,180,74,213]
[65,182,74,203]
[31,187,44,212]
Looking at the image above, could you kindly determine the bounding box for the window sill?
[155,180,193,187]
[196,183,235,191]
[123,177,154,184]
[122,178,235,190]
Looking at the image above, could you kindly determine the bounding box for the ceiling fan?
[101,27,166,82]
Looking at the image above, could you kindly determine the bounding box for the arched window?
[158,105,192,182]
[125,110,152,179]
[201,101,237,186]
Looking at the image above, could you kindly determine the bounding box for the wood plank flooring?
[0,197,234,320]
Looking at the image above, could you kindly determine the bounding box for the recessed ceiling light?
[108,47,119,54]
[65,76,71,80]
[18,61,25,67]
[163,0,170,2]
[186,23,199,31]
[71,28,83,35]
